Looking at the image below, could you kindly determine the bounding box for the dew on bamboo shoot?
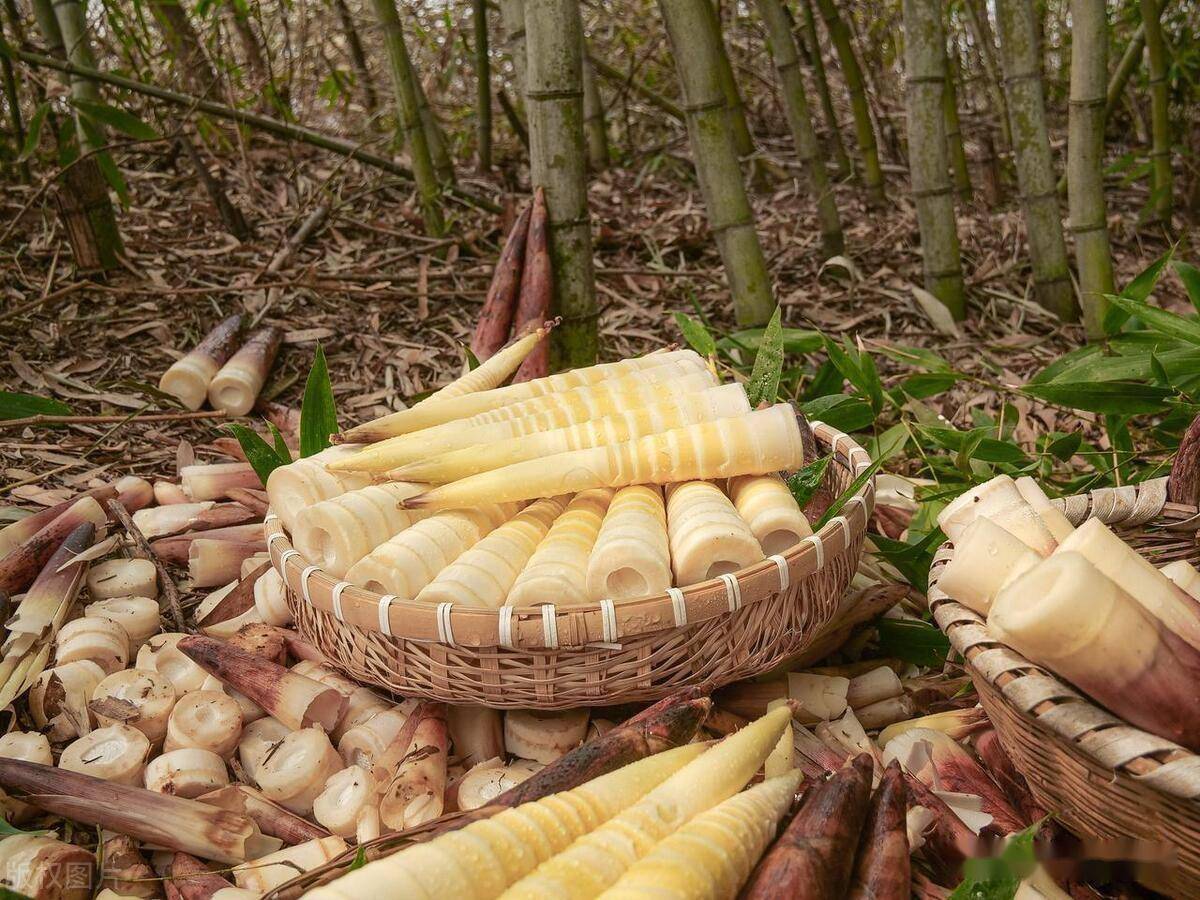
[60,724,151,785]
[198,783,330,846]
[181,464,263,503]
[254,728,343,816]
[408,405,805,512]
[1056,518,1200,650]
[456,758,542,811]
[507,491,612,606]
[504,708,589,764]
[84,597,160,651]
[586,484,671,602]
[232,835,348,895]
[990,552,1200,750]
[337,371,725,475]
[728,473,812,555]
[87,558,158,601]
[238,717,291,784]
[312,765,378,837]
[390,385,754,485]
[178,635,346,732]
[341,349,708,443]
[846,760,909,900]
[159,314,244,411]
[667,480,764,587]
[138,634,210,695]
[432,321,553,402]
[0,834,95,900]
[55,616,129,675]
[264,447,373,532]
[0,498,106,596]
[345,505,517,598]
[936,517,1042,616]
[1162,559,1200,600]
[91,669,176,744]
[292,482,428,578]
[0,732,52,765]
[378,705,448,830]
[29,660,106,741]
[165,691,244,757]
[447,705,505,769]
[306,743,708,900]
[207,326,283,416]
[145,748,230,799]
[416,500,564,609]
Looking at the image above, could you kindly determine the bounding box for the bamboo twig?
[0,410,228,429]
[106,500,187,632]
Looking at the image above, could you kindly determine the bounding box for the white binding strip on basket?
[498,606,516,650]
[802,533,825,570]
[667,587,688,627]
[829,514,852,544]
[377,594,396,637]
[267,530,288,550]
[264,513,279,524]
[719,572,742,612]
[849,447,871,470]
[436,602,456,646]
[330,580,349,622]
[279,548,299,569]
[769,553,790,591]
[541,605,559,650]
[845,493,867,518]
[300,565,319,606]
[600,598,618,643]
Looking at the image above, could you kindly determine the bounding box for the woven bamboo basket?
[264,420,875,708]
[927,477,1200,897]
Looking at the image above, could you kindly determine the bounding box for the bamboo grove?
[1,0,1197,353]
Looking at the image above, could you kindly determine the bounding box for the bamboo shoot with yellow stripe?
[292,482,429,577]
[305,743,707,900]
[416,499,564,609]
[265,447,373,532]
[586,485,671,602]
[345,504,519,597]
[499,706,793,899]
[406,404,805,511]
[667,481,764,587]
[508,491,613,607]
[728,473,812,555]
[333,368,720,475]
[426,321,553,402]
[341,349,706,442]
[390,386,752,484]
[598,772,802,900]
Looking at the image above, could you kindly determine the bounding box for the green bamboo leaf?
[814,455,884,530]
[875,618,950,668]
[73,99,158,141]
[718,327,823,356]
[1106,294,1200,346]
[1021,381,1172,415]
[1046,432,1082,461]
[1174,261,1200,314]
[300,344,338,457]
[786,455,831,509]
[745,307,784,406]
[227,425,289,487]
[949,820,1042,900]
[1102,247,1174,335]
[0,391,73,420]
[673,311,717,358]
[801,394,876,432]
[268,423,291,461]
[19,103,49,161]
[0,816,48,838]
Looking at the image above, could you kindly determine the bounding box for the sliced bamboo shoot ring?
[254,728,343,816]
[60,724,150,785]
[165,690,244,758]
[91,669,176,744]
[137,633,209,695]
[312,765,378,837]
[55,616,129,675]
[238,717,291,784]
[0,732,52,765]
[503,708,590,763]
[144,748,230,799]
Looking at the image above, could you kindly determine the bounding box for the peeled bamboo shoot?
[667,481,764,586]
[55,616,129,674]
[264,447,372,532]
[507,491,612,606]
[0,834,95,900]
[138,633,210,695]
[1162,560,1200,600]
[292,482,429,577]
[60,724,151,785]
[87,558,158,601]
[378,706,449,830]
[84,597,160,651]
[0,732,52,765]
[166,690,244,757]
[181,463,263,503]
[938,476,1057,554]
[91,668,176,744]
[289,660,392,741]
[313,765,378,837]
[936,517,1042,615]
[207,326,282,416]
[728,473,811,555]
[29,660,106,741]
[144,747,230,798]
[232,836,348,894]
[409,404,805,511]
[337,704,417,769]
[252,727,343,816]
[586,485,671,602]
[429,321,553,402]
[1012,477,1074,542]
[159,314,243,411]
[416,500,564,609]
[504,709,590,763]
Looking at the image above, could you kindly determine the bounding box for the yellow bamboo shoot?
[500,706,793,899]
[936,517,1042,615]
[345,504,518,597]
[265,446,373,532]
[333,369,721,475]
[508,491,613,607]
[415,499,564,609]
[667,481,763,586]
[598,772,802,900]
[586,485,671,602]
[292,482,429,577]
[389,386,752,484]
[727,473,812,555]
[407,405,805,511]
[306,743,708,900]
[425,322,552,402]
[342,350,707,442]
[1056,518,1200,650]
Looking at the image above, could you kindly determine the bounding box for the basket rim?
[928,476,1200,803]
[266,420,876,651]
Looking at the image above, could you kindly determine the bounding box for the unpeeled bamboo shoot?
[936,517,1042,615]
[254,728,344,816]
[0,497,106,596]
[91,668,176,744]
[1056,518,1200,650]
[667,481,763,586]
[29,660,106,741]
[390,385,753,484]
[586,485,670,602]
[0,484,115,559]
[500,706,794,899]
[378,706,449,830]
[335,371,721,474]
[207,326,282,416]
[264,447,372,531]
[430,322,552,402]
[290,660,392,741]
[144,747,230,798]
[60,724,151,785]
[341,349,708,442]
[416,500,564,609]
[507,491,613,606]
[472,203,531,360]
[345,505,518,597]
[728,473,812,555]
[166,690,244,757]
[0,834,95,900]
[1162,560,1200,600]
[598,771,802,900]
[989,552,1200,750]
[306,743,708,900]
[409,405,805,512]
[181,464,263,503]
[292,483,428,577]
[159,314,243,411]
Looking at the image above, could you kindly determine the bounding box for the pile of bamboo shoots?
[158,314,283,416]
[936,473,1200,751]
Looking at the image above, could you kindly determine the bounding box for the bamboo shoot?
[264,447,372,532]
[207,326,282,416]
[508,491,612,606]
[667,481,763,586]
[728,473,811,555]
[159,314,244,411]
[292,482,428,578]
[936,517,1042,615]
[586,485,670,602]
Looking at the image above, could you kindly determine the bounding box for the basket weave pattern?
[928,478,1200,896]
[267,421,875,708]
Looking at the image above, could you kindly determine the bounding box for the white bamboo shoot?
[91,669,176,744]
[1162,560,1200,600]
[507,491,612,606]
[264,447,372,532]
[586,485,671,602]
[144,748,230,799]
[292,482,429,577]
[936,517,1043,615]
[667,481,763,586]
[87,558,158,601]
[60,724,151,785]
[165,690,244,758]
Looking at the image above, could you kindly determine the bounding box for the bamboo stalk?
[701,0,755,159]
[499,0,528,96]
[1103,23,1145,124]
[794,0,851,175]
[943,47,972,201]
[963,0,1013,150]
[581,56,609,171]
[1138,0,1172,225]
[473,0,492,173]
